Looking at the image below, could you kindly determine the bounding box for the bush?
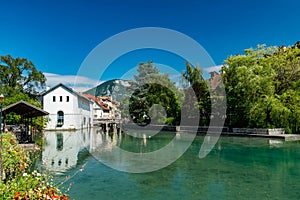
[2,132,31,180]
[0,132,70,200]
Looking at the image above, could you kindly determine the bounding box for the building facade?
[82,94,121,122]
[43,83,93,130]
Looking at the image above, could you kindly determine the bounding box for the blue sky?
[1,0,300,90]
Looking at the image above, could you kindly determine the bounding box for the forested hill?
[84,79,132,102]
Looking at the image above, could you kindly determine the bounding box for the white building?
[98,96,121,120]
[82,94,111,120]
[94,101,110,119]
[43,83,93,130]
[82,94,121,122]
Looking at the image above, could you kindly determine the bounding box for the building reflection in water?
[42,127,123,172]
[42,129,91,172]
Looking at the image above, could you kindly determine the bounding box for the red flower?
[51,195,59,200]
[14,191,21,200]
[10,138,16,144]
[61,194,70,200]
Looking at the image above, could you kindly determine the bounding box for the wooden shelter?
[1,100,48,143]
[2,100,49,118]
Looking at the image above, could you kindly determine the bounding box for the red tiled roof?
[82,93,99,102]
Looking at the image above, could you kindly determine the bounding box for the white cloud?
[204,65,224,73]
[44,72,102,92]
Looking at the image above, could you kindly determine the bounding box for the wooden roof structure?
[2,100,49,118]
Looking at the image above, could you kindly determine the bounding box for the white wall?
[78,96,93,129]
[43,86,93,130]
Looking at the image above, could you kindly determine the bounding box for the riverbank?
[122,123,300,141]
[221,132,300,141]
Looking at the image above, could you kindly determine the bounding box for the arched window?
[57,111,64,127]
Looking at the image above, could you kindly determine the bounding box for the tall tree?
[181,62,211,125]
[128,61,182,125]
[222,43,300,133]
[0,55,46,99]
[0,55,47,130]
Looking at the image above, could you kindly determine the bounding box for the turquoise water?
[43,129,300,200]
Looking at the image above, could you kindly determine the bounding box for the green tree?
[222,43,300,133]
[128,61,182,125]
[0,55,47,130]
[181,62,211,125]
[0,54,46,98]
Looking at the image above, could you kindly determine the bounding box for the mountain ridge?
[84,79,133,102]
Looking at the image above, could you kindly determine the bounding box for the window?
[66,96,69,102]
[53,96,56,102]
[57,111,64,127]
[60,96,63,102]
[56,133,63,151]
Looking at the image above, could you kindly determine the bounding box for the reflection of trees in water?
[118,130,175,153]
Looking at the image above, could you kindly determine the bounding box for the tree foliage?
[0,55,46,129]
[127,61,182,125]
[181,62,211,125]
[0,55,46,98]
[222,43,300,133]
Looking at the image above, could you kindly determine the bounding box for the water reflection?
[42,129,91,172]
[42,127,175,173]
[90,128,122,153]
[51,132,300,200]
[42,128,286,174]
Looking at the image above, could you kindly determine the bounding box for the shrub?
[0,132,70,200]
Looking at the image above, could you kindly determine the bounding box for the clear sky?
[1,0,300,90]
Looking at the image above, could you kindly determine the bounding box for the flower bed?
[0,132,70,199]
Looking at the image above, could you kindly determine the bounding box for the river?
[41,128,300,199]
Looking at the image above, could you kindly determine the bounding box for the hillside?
[84,79,133,102]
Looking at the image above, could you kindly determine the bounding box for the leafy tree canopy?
[222,43,300,133]
[181,62,211,126]
[0,54,46,100]
[0,55,46,129]
[125,61,182,125]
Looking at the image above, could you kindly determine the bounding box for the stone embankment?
[123,123,300,141]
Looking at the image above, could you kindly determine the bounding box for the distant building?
[98,96,121,120]
[43,83,93,130]
[209,71,222,90]
[82,94,121,122]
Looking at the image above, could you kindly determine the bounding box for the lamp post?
[0,94,4,181]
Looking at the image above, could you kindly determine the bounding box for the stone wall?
[232,128,285,135]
